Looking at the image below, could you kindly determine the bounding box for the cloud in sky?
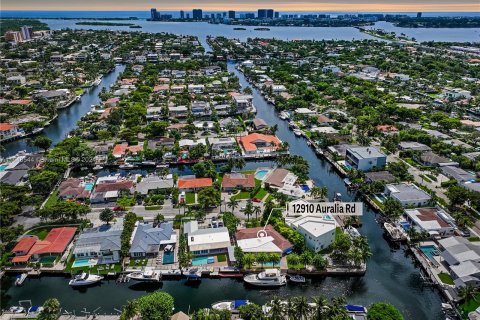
[2,0,480,12]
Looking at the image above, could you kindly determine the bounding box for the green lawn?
[231,191,251,200]
[438,272,454,285]
[44,191,60,208]
[460,293,480,316]
[75,88,85,96]
[145,205,162,210]
[254,188,268,200]
[469,237,480,242]
[28,227,51,240]
[241,170,256,174]
[129,259,148,267]
[185,192,196,204]
[64,256,122,274]
[217,254,227,262]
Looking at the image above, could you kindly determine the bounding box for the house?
[188,84,205,93]
[6,75,26,85]
[232,95,254,113]
[104,97,120,107]
[385,183,432,207]
[264,168,296,189]
[222,173,255,191]
[328,144,360,158]
[208,137,237,153]
[404,207,455,238]
[241,60,254,68]
[364,171,396,183]
[345,146,387,171]
[73,223,123,265]
[177,176,213,191]
[90,177,134,203]
[445,88,471,100]
[112,143,143,158]
[376,125,399,135]
[169,105,188,118]
[316,115,336,126]
[235,225,293,254]
[295,108,316,116]
[179,138,206,150]
[0,123,19,141]
[415,151,457,167]
[286,215,337,252]
[135,175,174,195]
[253,118,268,130]
[11,227,77,264]
[191,101,211,116]
[58,178,91,201]
[237,133,281,155]
[184,221,231,256]
[272,85,286,93]
[129,221,176,258]
[441,166,476,184]
[398,142,431,152]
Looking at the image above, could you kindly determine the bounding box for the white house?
[404,207,455,238]
[184,221,231,256]
[286,215,337,252]
[345,146,387,171]
[384,183,432,207]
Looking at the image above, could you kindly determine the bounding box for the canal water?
[1,62,443,319]
[1,65,126,157]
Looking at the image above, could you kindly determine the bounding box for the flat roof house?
[135,175,174,195]
[73,223,123,265]
[286,215,336,252]
[11,227,77,264]
[345,146,386,171]
[385,183,432,207]
[129,221,176,258]
[184,221,231,256]
[404,207,455,238]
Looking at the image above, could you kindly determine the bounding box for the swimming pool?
[191,256,214,266]
[255,170,269,180]
[163,251,174,265]
[374,193,387,203]
[84,183,94,191]
[420,245,439,259]
[72,259,97,268]
[301,184,310,192]
[0,164,7,172]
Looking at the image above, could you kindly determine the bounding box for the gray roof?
[419,151,450,165]
[73,224,123,254]
[386,183,431,202]
[364,171,396,183]
[135,176,174,195]
[129,222,174,254]
[441,166,476,183]
[0,170,28,185]
[398,141,431,151]
[347,146,385,160]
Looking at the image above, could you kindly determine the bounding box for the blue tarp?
[345,304,366,312]
[234,300,248,309]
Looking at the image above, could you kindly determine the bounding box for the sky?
[2,0,480,12]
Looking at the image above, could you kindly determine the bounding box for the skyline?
[2,0,480,12]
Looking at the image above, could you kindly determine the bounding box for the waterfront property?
[345,146,387,171]
[73,223,123,265]
[129,221,176,258]
[177,176,213,192]
[286,215,337,252]
[11,227,77,265]
[235,225,293,255]
[221,173,255,191]
[404,207,455,238]
[237,133,281,155]
[384,183,432,207]
[135,175,174,195]
[184,221,231,257]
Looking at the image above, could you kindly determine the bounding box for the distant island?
[129,25,142,29]
[254,27,270,31]
[388,16,480,28]
[0,19,49,31]
[233,27,247,30]
[75,22,140,27]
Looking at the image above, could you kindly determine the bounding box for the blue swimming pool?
[374,193,387,203]
[191,256,214,266]
[255,170,269,180]
[163,251,174,265]
[420,245,439,259]
[0,164,7,172]
[72,259,97,268]
[301,184,310,192]
[84,182,94,191]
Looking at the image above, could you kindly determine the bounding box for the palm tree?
[253,205,262,220]
[318,186,328,200]
[325,297,348,319]
[120,300,138,320]
[268,253,281,267]
[347,247,364,267]
[154,213,164,225]
[256,252,268,269]
[244,201,254,222]
[312,296,328,320]
[292,296,311,320]
[352,236,372,262]
[243,253,255,269]
[286,298,296,320]
[312,254,327,270]
[287,253,301,270]
[267,296,285,320]
[300,251,313,269]
[459,285,478,303]
[227,198,239,212]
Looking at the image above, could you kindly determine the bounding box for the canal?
[2,65,126,157]
[1,61,443,319]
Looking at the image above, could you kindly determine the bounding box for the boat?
[15,273,27,286]
[279,111,289,120]
[384,222,408,242]
[289,275,306,283]
[127,269,162,282]
[212,300,250,313]
[119,163,136,169]
[93,78,102,86]
[8,306,25,314]
[69,272,104,287]
[345,226,361,238]
[315,148,323,155]
[345,304,367,313]
[243,269,287,287]
[293,129,303,137]
[288,121,296,129]
[141,161,156,166]
[334,192,342,202]
[185,268,202,281]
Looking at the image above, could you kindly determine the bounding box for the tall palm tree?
[459,285,478,303]
[312,296,328,320]
[292,296,311,320]
[319,186,328,200]
[286,298,296,320]
[300,251,313,269]
[120,300,138,320]
[325,297,348,319]
[253,205,262,220]
[353,236,372,262]
[243,253,255,269]
[256,252,268,269]
[244,201,254,222]
[227,198,239,212]
[267,296,285,320]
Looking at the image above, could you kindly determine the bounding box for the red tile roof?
[11,236,37,253]
[9,99,32,105]
[236,225,292,252]
[95,180,134,192]
[237,133,281,152]
[112,143,143,157]
[0,123,16,132]
[376,125,398,133]
[222,173,255,189]
[178,177,213,189]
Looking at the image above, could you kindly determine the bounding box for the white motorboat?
[212,300,250,313]
[279,111,289,120]
[243,269,287,287]
[9,306,25,314]
[69,272,103,287]
[333,192,342,202]
[185,268,202,281]
[345,226,361,238]
[127,269,161,282]
[293,129,303,136]
[384,222,407,242]
[15,273,27,286]
[289,275,306,283]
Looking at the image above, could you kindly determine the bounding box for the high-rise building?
[222,12,227,18]
[228,10,235,19]
[192,9,203,20]
[5,31,23,43]
[150,8,158,20]
[186,13,190,19]
[245,13,255,19]
[257,9,267,19]
[266,9,274,19]
[180,10,185,19]
[274,12,279,19]
[20,26,33,40]
[211,13,215,19]
[417,12,422,18]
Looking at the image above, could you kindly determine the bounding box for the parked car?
[113,206,123,212]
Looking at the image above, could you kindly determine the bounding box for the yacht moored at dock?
[68,272,104,287]
[212,300,250,313]
[384,222,408,242]
[127,269,162,282]
[243,269,287,287]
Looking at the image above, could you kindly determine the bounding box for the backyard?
[185,192,196,205]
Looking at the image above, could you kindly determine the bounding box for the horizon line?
[1,9,479,13]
